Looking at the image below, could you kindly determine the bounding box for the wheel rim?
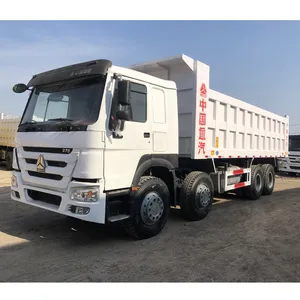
[195,184,211,208]
[140,192,164,225]
[268,172,274,189]
[256,173,262,191]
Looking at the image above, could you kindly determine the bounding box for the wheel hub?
[256,174,262,191]
[195,184,211,208]
[140,192,164,225]
[268,172,274,188]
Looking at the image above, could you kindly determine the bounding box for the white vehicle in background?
[10,54,289,239]
[278,134,300,176]
[0,114,20,170]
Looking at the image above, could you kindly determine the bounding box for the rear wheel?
[244,165,264,200]
[261,164,275,195]
[122,176,170,240]
[235,186,246,198]
[180,171,214,221]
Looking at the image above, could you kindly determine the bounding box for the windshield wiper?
[47,118,81,130]
[48,118,75,122]
[19,120,43,132]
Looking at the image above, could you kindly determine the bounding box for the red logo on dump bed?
[199,99,207,112]
[200,83,207,97]
[199,113,206,126]
[198,142,206,154]
[197,82,207,156]
[199,127,206,140]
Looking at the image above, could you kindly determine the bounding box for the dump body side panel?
[130,54,289,160]
[0,117,20,148]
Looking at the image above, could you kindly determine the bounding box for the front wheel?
[122,176,170,240]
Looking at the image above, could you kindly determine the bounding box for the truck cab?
[11,59,179,238]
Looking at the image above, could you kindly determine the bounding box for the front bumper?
[10,171,107,224]
[278,161,300,174]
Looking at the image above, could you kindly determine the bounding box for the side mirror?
[116,110,131,121]
[118,80,131,105]
[12,83,28,94]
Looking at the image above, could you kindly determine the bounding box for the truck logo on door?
[36,154,46,172]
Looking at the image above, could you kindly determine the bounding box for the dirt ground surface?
[1,167,300,282]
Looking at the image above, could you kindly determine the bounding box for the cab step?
[108,214,130,222]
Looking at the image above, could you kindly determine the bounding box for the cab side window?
[109,81,147,130]
[130,83,147,123]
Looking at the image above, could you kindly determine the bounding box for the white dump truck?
[10,54,289,239]
[278,134,300,175]
[0,114,20,170]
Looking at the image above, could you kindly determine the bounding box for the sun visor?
[27,59,112,87]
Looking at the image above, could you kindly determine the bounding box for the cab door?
[104,78,152,191]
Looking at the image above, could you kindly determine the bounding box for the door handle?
[144,132,150,138]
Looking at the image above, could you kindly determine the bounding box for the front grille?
[20,146,78,188]
[28,171,63,181]
[289,160,300,164]
[72,177,98,183]
[23,146,73,154]
[27,189,62,206]
[290,166,300,170]
[25,158,67,168]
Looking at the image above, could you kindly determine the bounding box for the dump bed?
[130,54,289,160]
[0,117,20,148]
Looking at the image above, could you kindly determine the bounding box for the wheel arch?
[132,155,178,206]
[252,157,277,168]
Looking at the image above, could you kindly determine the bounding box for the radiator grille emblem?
[36,154,46,172]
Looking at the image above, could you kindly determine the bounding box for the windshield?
[20,75,106,130]
[289,135,300,152]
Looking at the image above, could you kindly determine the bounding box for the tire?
[122,176,170,240]
[235,186,246,198]
[180,171,214,221]
[244,165,264,200]
[5,151,13,171]
[261,164,275,195]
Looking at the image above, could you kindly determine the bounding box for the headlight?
[70,187,98,202]
[11,175,18,187]
[279,160,286,167]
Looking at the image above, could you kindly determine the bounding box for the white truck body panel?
[130,54,289,160]
[0,117,20,148]
[102,66,178,191]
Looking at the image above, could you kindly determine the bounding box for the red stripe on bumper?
[233,169,244,175]
[234,182,246,189]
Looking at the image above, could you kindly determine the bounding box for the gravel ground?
[0,169,300,282]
